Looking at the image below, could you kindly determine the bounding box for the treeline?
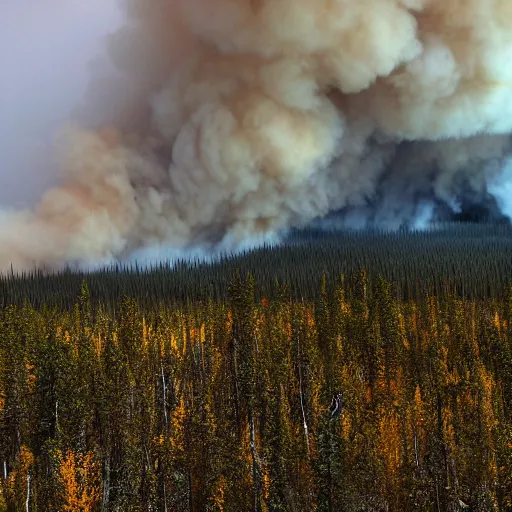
[1,272,512,511]
[1,222,512,310]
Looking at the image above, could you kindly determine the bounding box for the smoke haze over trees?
[2,0,512,271]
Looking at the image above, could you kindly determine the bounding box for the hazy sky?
[0,0,121,205]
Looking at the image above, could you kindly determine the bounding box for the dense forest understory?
[1,224,512,510]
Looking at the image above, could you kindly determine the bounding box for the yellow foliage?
[306,310,316,330]
[170,332,178,352]
[341,412,351,441]
[398,311,409,350]
[92,333,103,359]
[493,311,501,334]
[226,309,233,333]
[262,467,271,500]
[479,365,499,460]
[58,450,101,512]
[388,374,403,403]
[211,475,227,511]
[378,412,402,475]
[20,444,34,472]
[6,445,34,501]
[413,385,424,426]
[142,317,148,349]
[170,396,187,453]
[154,434,166,447]
[19,446,34,472]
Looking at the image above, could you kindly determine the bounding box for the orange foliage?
[89,331,103,359]
[142,317,148,349]
[379,412,402,475]
[413,385,425,427]
[211,475,227,511]
[262,467,271,500]
[25,362,36,392]
[58,450,101,512]
[170,396,187,454]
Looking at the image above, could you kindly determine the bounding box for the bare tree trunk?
[55,400,59,434]
[102,458,110,512]
[435,477,441,512]
[231,339,241,433]
[248,407,261,512]
[413,428,419,468]
[299,383,310,458]
[161,364,168,428]
[298,351,310,458]
[188,471,193,512]
[25,472,30,512]
[163,481,168,512]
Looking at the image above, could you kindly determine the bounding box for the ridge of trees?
[1,222,512,311]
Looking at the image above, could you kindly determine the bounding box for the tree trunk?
[248,406,261,512]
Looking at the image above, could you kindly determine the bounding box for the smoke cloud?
[2,0,512,271]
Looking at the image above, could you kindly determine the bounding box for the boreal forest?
[1,224,512,511]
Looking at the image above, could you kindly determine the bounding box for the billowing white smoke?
[1,0,512,271]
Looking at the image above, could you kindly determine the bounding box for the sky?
[0,0,121,206]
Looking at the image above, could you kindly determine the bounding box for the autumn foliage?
[0,273,511,510]
[58,450,101,511]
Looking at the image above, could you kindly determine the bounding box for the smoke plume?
[2,0,512,271]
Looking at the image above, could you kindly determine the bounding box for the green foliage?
[0,234,511,509]
[1,222,512,311]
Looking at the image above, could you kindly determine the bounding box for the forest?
[1,224,512,511]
